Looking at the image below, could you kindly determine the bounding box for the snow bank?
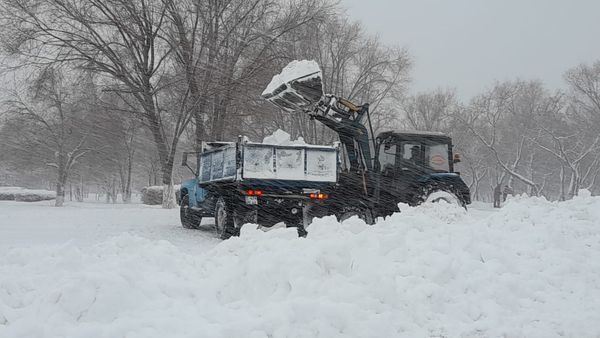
[1,196,600,337]
[140,185,181,205]
[262,60,321,96]
[261,129,306,146]
[0,187,55,202]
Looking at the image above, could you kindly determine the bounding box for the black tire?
[286,221,308,237]
[336,206,375,225]
[180,194,201,229]
[214,197,238,240]
[284,208,308,237]
[421,187,467,209]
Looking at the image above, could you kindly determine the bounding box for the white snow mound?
[0,186,55,201]
[1,196,600,337]
[262,129,306,146]
[262,60,321,96]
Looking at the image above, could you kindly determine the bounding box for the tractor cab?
[373,130,469,207]
[375,131,459,176]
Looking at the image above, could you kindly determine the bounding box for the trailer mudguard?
[180,178,208,207]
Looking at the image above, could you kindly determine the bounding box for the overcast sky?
[341,0,600,101]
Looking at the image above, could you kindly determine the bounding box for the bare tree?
[0,0,192,208]
[460,81,541,195]
[564,61,600,127]
[2,67,93,206]
[402,88,457,132]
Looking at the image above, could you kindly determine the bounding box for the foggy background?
[343,0,600,99]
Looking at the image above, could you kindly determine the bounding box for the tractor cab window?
[379,142,397,173]
[425,143,450,171]
[401,143,423,166]
[400,142,450,172]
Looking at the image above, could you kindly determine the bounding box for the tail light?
[309,192,328,200]
[245,189,263,196]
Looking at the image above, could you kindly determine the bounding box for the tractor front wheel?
[422,188,466,209]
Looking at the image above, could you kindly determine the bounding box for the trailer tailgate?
[242,143,337,183]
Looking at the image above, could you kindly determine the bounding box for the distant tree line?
[401,63,600,201]
[0,0,409,207]
[0,0,597,206]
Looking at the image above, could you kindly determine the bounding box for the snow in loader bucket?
[262,60,323,112]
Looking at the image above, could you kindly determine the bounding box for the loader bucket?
[262,60,323,112]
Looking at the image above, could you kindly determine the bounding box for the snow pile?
[140,185,181,205]
[2,196,600,337]
[262,129,306,146]
[0,187,55,202]
[262,60,321,96]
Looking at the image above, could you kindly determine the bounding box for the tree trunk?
[160,147,177,208]
[55,181,65,207]
[143,92,178,209]
[123,158,133,203]
[55,165,67,207]
[567,170,579,199]
[120,157,133,203]
[559,166,566,201]
[75,175,84,202]
[162,180,177,209]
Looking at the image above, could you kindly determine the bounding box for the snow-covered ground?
[1,195,599,337]
[0,200,218,251]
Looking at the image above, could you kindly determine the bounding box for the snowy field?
[1,195,599,337]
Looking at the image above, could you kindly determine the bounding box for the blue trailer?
[180,137,339,239]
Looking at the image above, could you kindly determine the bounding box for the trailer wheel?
[337,206,375,225]
[215,197,238,240]
[286,222,308,237]
[180,194,201,229]
[285,211,308,237]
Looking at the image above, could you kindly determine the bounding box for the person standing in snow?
[503,185,514,202]
[493,184,502,208]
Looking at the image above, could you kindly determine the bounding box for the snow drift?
[1,194,600,337]
[140,185,181,205]
[0,187,55,202]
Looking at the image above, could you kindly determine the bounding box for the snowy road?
[0,200,220,253]
[1,196,600,337]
